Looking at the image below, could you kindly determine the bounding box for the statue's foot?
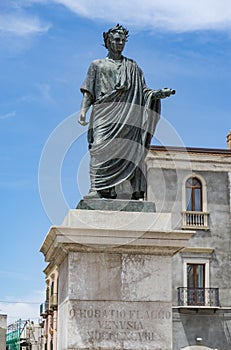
[99,187,117,199]
[83,190,101,199]
[131,191,144,200]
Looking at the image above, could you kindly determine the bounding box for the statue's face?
[107,31,126,55]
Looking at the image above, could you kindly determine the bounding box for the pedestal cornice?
[40,209,193,266]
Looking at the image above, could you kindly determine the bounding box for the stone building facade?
[0,314,7,350]
[146,138,231,350]
[40,266,58,350]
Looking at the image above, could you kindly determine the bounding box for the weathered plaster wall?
[147,151,231,350]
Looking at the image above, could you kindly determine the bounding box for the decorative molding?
[40,210,193,266]
[181,248,214,254]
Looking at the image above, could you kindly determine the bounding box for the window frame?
[186,177,202,211]
[183,258,210,289]
[182,257,210,306]
[182,174,207,213]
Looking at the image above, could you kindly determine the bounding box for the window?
[184,258,209,284]
[177,253,219,308]
[51,281,54,296]
[187,263,205,305]
[182,174,209,229]
[186,177,202,211]
[187,263,205,289]
[46,287,50,302]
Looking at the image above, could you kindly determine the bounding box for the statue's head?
[103,24,129,49]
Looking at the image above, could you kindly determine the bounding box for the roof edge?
[150,145,231,155]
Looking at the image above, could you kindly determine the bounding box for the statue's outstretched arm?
[78,92,92,126]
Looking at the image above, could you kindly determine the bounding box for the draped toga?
[80,56,161,191]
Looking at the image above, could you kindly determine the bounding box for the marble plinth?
[77,198,156,212]
[41,208,193,350]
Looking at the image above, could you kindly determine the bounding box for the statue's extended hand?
[161,88,176,98]
[153,88,176,99]
[78,112,88,126]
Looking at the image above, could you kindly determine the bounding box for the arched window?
[186,177,202,211]
[182,174,208,229]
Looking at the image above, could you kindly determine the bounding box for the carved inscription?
[70,308,171,320]
[69,305,171,344]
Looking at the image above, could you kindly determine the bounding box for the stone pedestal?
[41,202,192,350]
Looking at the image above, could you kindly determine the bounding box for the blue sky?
[0,1,231,323]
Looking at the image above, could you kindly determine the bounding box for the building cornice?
[150,145,231,155]
[147,145,231,172]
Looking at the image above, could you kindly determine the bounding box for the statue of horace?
[78,24,174,200]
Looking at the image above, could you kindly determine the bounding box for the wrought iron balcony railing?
[182,211,209,229]
[40,300,49,317]
[178,287,219,307]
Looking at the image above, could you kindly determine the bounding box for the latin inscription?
[69,305,171,344]
[70,308,171,320]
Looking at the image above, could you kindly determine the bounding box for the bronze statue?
[78,24,175,200]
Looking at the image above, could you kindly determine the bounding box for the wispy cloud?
[0,111,16,120]
[0,12,50,37]
[51,0,231,33]
[5,1,231,35]
[0,270,28,280]
[0,290,44,324]
[18,83,53,104]
[37,83,53,103]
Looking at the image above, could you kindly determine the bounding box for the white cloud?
[0,12,50,37]
[0,302,40,324]
[0,111,16,120]
[5,1,231,35]
[0,291,44,324]
[51,0,231,32]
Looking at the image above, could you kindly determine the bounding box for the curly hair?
[103,24,129,49]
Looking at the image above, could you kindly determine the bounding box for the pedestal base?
[41,208,193,350]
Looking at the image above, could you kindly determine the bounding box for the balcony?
[40,300,49,317]
[182,211,209,230]
[178,287,219,308]
[50,293,58,311]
